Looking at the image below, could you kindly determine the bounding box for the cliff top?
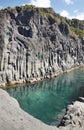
[0,5,84,39]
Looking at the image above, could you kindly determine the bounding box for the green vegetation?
[38,7,61,21]
[3,5,34,13]
[21,5,35,11]
[70,26,84,38]
[2,4,84,38]
[66,19,84,38]
[4,6,15,12]
[15,5,35,13]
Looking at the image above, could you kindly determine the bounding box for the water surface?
[6,69,84,125]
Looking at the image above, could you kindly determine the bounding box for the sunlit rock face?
[0,6,84,86]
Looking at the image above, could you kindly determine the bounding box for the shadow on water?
[72,86,84,100]
[6,69,84,125]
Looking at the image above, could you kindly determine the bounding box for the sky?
[0,0,84,20]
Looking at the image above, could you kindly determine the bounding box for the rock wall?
[0,6,84,87]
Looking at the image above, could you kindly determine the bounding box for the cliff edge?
[0,5,84,87]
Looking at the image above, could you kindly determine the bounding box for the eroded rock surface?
[59,101,84,130]
[0,6,84,87]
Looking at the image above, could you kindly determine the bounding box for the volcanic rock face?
[0,5,84,86]
[60,101,84,127]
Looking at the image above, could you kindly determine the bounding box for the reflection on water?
[6,69,84,125]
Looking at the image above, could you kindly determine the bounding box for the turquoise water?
[6,69,84,125]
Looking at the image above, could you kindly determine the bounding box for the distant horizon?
[0,0,84,20]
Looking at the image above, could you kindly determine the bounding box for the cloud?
[60,10,69,17]
[30,0,51,7]
[64,0,74,5]
[60,10,84,20]
[73,9,78,13]
[75,12,84,20]
[70,11,84,20]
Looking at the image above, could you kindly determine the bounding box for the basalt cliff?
[0,5,84,87]
[0,5,84,130]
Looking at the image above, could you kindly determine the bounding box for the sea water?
[6,69,84,125]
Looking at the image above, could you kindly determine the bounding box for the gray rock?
[0,6,84,86]
[78,97,84,102]
[59,101,84,128]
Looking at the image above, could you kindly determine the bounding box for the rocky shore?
[0,88,84,130]
[0,5,84,130]
[0,65,84,89]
